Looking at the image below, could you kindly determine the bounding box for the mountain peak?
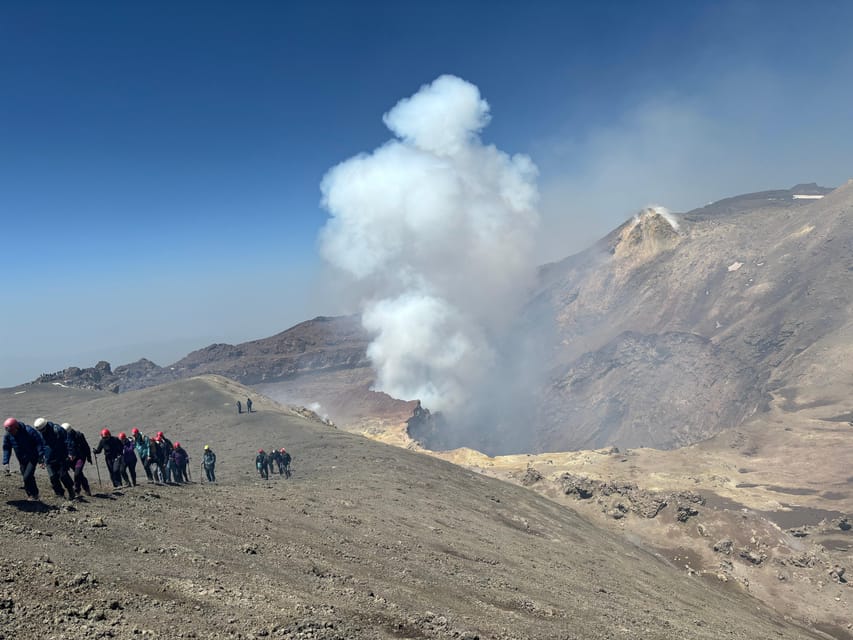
[611,206,682,263]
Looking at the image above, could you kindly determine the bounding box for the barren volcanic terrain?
[0,377,824,639]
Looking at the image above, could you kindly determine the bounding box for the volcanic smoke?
[319,75,540,414]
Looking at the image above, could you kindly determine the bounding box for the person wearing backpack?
[281,448,292,479]
[202,445,216,483]
[118,432,138,487]
[255,449,269,480]
[131,428,153,483]
[2,417,46,501]
[171,442,189,483]
[272,449,284,475]
[62,422,92,497]
[155,432,174,483]
[34,418,76,500]
[92,428,124,490]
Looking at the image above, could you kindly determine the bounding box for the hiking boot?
[85,489,92,497]
[28,495,39,502]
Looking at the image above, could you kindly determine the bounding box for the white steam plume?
[319,75,540,413]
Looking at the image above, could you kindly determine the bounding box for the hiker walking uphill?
[246,397,253,413]
[256,449,269,480]
[237,400,242,414]
[131,428,154,483]
[202,445,216,482]
[92,428,125,489]
[154,431,174,482]
[281,448,292,479]
[118,432,138,487]
[171,442,189,483]
[3,417,45,501]
[271,448,283,474]
[62,422,92,497]
[34,418,76,500]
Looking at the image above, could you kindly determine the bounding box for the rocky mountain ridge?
[30,315,372,393]
[23,182,852,457]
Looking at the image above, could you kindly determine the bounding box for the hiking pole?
[187,462,192,483]
[93,453,103,487]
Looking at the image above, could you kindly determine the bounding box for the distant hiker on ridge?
[62,422,93,497]
[2,417,45,501]
[202,445,216,483]
[246,397,253,413]
[34,418,76,500]
[237,400,242,414]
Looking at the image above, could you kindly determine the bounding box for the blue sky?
[2,1,852,387]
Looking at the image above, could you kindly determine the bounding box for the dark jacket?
[171,446,188,466]
[2,424,46,465]
[122,439,137,464]
[93,435,123,462]
[202,450,216,468]
[158,437,174,463]
[255,453,267,468]
[66,428,92,463]
[40,422,69,464]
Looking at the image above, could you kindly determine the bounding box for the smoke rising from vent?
[319,75,540,414]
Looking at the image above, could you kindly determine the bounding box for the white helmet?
[33,417,47,429]
[61,422,71,430]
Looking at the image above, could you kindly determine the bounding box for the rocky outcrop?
[557,473,672,519]
[33,361,122,393]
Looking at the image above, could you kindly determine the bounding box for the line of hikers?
[2,416,218,502]
[255,448,291,480]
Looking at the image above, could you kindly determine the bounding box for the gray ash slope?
[0,377,820,639]
[443,181,853,453]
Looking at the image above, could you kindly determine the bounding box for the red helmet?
[118,432,127,440]
[174,442,180,448]
[156,431,164,439]
[131,427,140,435]
[258,449,264,453]
[101,428,111,437]
[3,417,19,433]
